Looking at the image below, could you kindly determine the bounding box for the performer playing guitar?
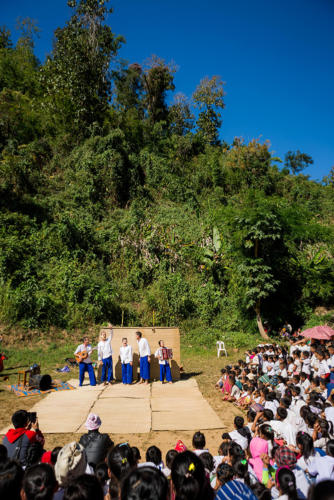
[74,336,96,387]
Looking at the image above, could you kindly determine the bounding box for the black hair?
[307,480,334,500]
[234,415,251,442]
[247,409,256,422]
[131,446,141,463]
[216,463,233,486]
[0,445,8,464]
[0,459,24,500]
[291,386,301,396]
[11,409,28,428]
[233,459,250,486]
[192,431,206,450]
[276,467,297,500]
[108,473,120,500]
[251,482,271,500]
[146,445,162,466]
[228,442,245,465]
[136,331,142,338]
[263,409,274,421]
[199,452,214,473]
[296,431,314,459]
[259,424,274,445]
[107,443,135,480]
[95,462,109,487]
[234,416,244,429]
[171,450,214,500]
[22,463,57,500]
[218,442,230,456]
[281,397,291,408]
[305,412,317,429]
[277,407,287,420]
[25,442,44,468]
[63,474,103,500]
[51,446,62,465]
[166,449,178,470]
[221,433,231,440]
[326,439,334,457]
[121,466,169,500]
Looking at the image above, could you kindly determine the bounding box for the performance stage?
[0,378,224,434]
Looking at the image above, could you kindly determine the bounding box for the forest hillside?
[1,1,333,342]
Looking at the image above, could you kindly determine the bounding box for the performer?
[155,340,173,384]
[136,331,151,384]
[74,336,96,387]
[98,324,114,385]
[119,337,133,384]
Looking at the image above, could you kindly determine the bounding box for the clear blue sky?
[2,0,334,180]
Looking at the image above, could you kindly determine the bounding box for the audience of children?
[1,338,334,499]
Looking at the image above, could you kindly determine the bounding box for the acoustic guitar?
[75,347,97,364]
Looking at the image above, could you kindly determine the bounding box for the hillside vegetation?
[1,1,333,340]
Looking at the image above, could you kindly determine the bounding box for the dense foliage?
[1,1,333,338]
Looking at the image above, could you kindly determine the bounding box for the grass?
[0,327,255,457]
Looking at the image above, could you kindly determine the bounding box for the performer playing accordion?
[155,340,173,384]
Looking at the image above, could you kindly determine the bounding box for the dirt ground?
[0,345,244,459]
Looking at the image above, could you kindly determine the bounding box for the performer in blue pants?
[136,331,151,384]
[155,340,173,384]
[74,337,96,386]
[120,337,133,384]
[98,325,114,385]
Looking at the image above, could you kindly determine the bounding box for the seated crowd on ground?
[1,334,334,499]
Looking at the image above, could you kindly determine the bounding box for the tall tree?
[231,195,282,338]
[193,76,224,144]
[142,55,175,124]
[169,93,194,136]
[41,0,123,136]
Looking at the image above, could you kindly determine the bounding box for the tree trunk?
[255,300,269,340]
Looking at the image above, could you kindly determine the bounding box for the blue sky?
[2,0,334,180]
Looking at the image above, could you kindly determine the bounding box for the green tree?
[142,55,175,124]
[232,195,282,338]
[169,93,194,135]
[41,0,123,136]
[284,150,313,175]
[193,76,225,144]
[0,26,12,49]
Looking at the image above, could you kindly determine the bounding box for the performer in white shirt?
[119,337,133,384]
[136,331,151,384]
[74,336,96,387]
[155,340,172,384]
[97,324,114,385]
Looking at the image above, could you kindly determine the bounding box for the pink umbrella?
[301,325,334,340]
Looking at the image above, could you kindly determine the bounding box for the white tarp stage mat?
[1,379,223,434]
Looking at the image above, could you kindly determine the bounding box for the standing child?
[155,340,172,384]
[119,337,133,384]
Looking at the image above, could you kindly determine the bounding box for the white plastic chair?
[216,340,227,358]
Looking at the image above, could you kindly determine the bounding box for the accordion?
[161,348,173,360]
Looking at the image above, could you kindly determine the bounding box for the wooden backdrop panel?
[99,327,180,381]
